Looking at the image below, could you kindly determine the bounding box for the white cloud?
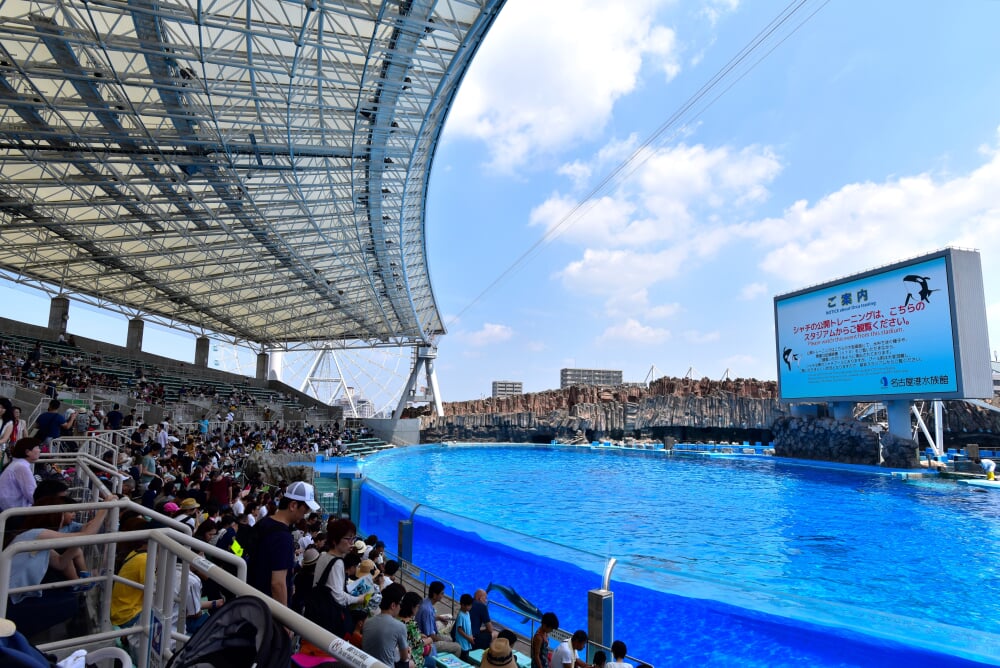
[603,289,681,321]
[742,139,1000,287]
[535,142,781,256]
[459,323,514,347]
[598,318,671,344]
[720,353,760,372]
[543,141,781,299]
[556,162,592,190]
[682,329,721,344]
[447,0,679,171]
[700,0,740,25]
[558,247,688,296]
[527,341,547,353]
[740,282,768,300]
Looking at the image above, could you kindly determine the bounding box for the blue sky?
[425,0,1000,400]
[4,0,1000,406]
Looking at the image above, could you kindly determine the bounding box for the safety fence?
[0,450,387,668]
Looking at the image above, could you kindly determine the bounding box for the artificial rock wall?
[772,416,921,468]
[421,377,784,443]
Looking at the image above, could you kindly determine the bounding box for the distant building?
[993,360,1000,396]
[560,368,623,389]
[492,380,523,398]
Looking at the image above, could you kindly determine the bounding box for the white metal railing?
[0,526,388,668]
[49,431,123,460]
[0,443,383,668]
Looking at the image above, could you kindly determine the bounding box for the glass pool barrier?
[359,471,1000,668]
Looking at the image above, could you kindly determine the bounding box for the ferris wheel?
[210,342,414,418]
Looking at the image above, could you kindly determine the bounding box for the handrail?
[385,547,457,618]
[486,599,656,668]
[586,638,653,668]
[0,527,388,668]
[0,496,194,552]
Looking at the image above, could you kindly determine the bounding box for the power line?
[447,0,830,327]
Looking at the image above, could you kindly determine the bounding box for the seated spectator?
[418,580,462,658]
[362,583,410,667]
[193,518,218,547]
[344,610,368,649]
[177,497,201,529]
[348,559,382,617]
[400,591,431,668]
[6,493,114,637]
[111,517,152,630]
[470,589,495,650]
[481,638,519,668]
[551,630,589,668]
[381,559,400,590]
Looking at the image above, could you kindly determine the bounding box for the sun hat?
[284,481,320,511]
[357,559,376,577]
[302,548,320,566]
[480,638,517,668]
[163,502,180,513]
[353,539,367,553]
[179,498,200,510]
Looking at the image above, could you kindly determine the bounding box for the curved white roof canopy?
[0,0,504,349]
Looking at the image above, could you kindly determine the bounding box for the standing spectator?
[455,593,475,662]
[2,405,28,455]
[532,612,559,668]
[208,468,232,508]
[0,398,13,454]
[130,423,149,451]
[246,481,318,606]
[35,399,75,447]
[606,640,632,668]
[313,518,366,637]
[139,442,161,492]
[0,437,42,511]
[105,403,124,430]
[362,583,410,666]
[155,422,170,452]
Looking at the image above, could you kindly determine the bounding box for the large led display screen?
[774,251,983,403]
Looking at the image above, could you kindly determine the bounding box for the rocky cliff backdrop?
[419,377,1000,461]
[420,377,783,444]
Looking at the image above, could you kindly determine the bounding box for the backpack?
[0,627,57,668]
[165,596,291,668]
[302,556,350,637]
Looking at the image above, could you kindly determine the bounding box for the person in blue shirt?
[455,593,475,661]
[35,399,75,447]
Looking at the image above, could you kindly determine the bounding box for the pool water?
[357,444,1000,666]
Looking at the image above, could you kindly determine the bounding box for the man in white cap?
[246,480,320,607]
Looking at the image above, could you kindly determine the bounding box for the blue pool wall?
[358,472,996,667]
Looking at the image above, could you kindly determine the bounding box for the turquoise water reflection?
[362,445,1000,632]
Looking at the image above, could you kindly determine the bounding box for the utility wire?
[446,0,830,328]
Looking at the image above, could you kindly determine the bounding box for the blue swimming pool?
[356,444,1000,667]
